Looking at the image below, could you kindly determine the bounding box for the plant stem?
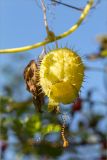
[41,0,50,36]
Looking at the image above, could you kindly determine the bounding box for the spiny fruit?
[40,48,84,105]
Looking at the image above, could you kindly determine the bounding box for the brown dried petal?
[24,60,38,96]
[24,60,44,112]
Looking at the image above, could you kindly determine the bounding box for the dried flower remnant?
[24,60,44,112]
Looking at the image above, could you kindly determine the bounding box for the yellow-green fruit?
[40,48,84,104]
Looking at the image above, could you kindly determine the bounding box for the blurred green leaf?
[0,96,12,113]
[35,142,62,157]
[42,124,61,135]
[0,118,8,139]
[100,50,107,57]
[25,115,41,136]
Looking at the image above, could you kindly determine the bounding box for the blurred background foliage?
[0,0,107,160]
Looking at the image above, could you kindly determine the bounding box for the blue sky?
[0,0,107,51]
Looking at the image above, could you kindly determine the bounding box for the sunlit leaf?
[100,50,107,57]
[42,124,61,135]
